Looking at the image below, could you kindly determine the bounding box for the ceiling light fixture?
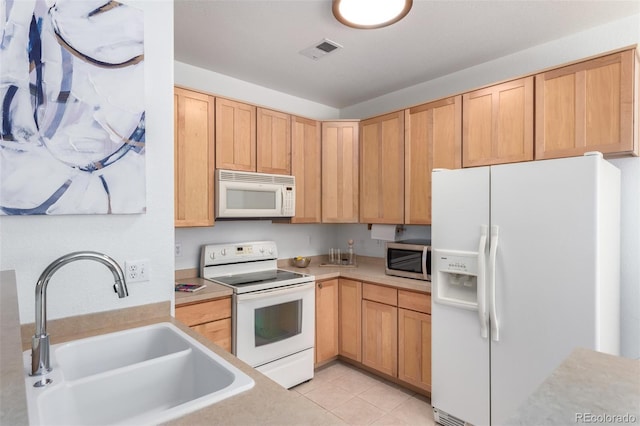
[332,0,413,29]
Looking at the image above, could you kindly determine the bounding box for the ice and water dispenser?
[433,249,481,310]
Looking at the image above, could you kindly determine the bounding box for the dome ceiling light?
[332,0,413,29]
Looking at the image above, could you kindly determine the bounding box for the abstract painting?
[0,0,145,215]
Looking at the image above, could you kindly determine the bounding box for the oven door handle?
[236,281,314,301]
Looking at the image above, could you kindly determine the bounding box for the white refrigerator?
[431,153,620,426]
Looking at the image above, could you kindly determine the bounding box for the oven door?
[385,245,431,281]
[234,281,314,368]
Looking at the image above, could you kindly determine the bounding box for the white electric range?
[200,241,315,389]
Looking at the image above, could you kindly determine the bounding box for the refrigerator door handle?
[477,225,489,339]
[489,225,500,341]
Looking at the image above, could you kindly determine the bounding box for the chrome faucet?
[31,251,129,377]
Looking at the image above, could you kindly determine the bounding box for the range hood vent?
[299,38,342,60]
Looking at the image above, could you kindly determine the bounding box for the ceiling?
[174,0,640,109]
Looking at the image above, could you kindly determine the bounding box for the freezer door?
[489,155,620,425]
[432,167,491,426]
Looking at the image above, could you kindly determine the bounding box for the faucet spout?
[31,251,129,377]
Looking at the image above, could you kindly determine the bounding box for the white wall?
[341,14,640,119]
[0,0,175,324]
[174,61,340,120]
[609,157,640,359]
[175,222,337,270]
[175,222,430,270]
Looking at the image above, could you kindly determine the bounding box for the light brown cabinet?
[404,96,462,224]
[315,279,339,366]
[463,77,534,167]
[338,278,362,362]
[361,283,398,377]
[174,87,215,227]
[397,290,432,392]
[215,97,257,172]
[175,297,232,352]
[321,121,359,223]
[291,116,322,223]
[536,49,638,159]
[360,112,405,224]
[257,108,291,174]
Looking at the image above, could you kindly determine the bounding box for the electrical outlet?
[125,259,150,283]
[175,243,182,257]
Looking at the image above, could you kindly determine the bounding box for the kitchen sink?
[23,322,255,425]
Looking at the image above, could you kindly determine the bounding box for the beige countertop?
[279,255,431,294]
[174,276,233,306]
[1,270,343,426]
[507,347,640,425]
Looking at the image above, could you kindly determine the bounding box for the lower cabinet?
[398,308,431,392]
[338,278,362,362]
[361,283,398,377]
[315,279,339,366]
[175,297,232,352]
[362,299,398,377]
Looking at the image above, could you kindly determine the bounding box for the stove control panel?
[201,241,278,267]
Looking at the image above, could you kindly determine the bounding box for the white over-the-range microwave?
[215,169,296,218]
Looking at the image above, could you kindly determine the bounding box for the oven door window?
[254,300,302,347]
[227,189,276,210]
[388,249,423,273]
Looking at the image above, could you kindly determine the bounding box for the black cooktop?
[209,269,307,288]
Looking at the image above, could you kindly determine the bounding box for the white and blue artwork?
[0,0,145,215]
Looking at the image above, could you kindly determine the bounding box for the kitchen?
[2,1,640,425]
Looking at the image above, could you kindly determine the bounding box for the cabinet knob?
[318,282,323,289]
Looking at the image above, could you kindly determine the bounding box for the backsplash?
[175,222,430,271]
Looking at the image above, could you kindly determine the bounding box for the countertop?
[175,256,430,308]
[281,255,431,294]
[1,270,344,426]
[507,347,640,425]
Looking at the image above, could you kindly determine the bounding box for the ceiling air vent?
[299,38,343,60]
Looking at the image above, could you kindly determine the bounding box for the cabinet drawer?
[191,318,232,352]
[363,283,397,306]
[175,297,231,326]
[398,290,431,314]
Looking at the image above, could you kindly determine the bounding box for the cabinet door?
[398,308,431,392]
[463,77,534,167]
[362,300,397,377]
[322,121,359,223]
[536,49,638,159]
[405,97,462,224]
[338,278,362,362]
[175,297,232,326]
[291,116,322,223]
[174,87,215,227]
[360,111,404,224]
[192,318,232,352]
[257,108,291,174]
[315,279,339,366]
[215,97,256,172]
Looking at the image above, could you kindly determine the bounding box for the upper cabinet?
[215,97,256,172]
[215,99,292,175]
[462,77,534,167]
[536,49,638,159]
[360,111,405,224]
[257,108,291,174]
[174,87,215,227]
[322,121,359,223]
[291,116,322,223]
[405,97,462,225]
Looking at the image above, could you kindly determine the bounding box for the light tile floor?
[290,361,436,426]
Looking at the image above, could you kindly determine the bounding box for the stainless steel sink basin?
[23,322,254,425]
